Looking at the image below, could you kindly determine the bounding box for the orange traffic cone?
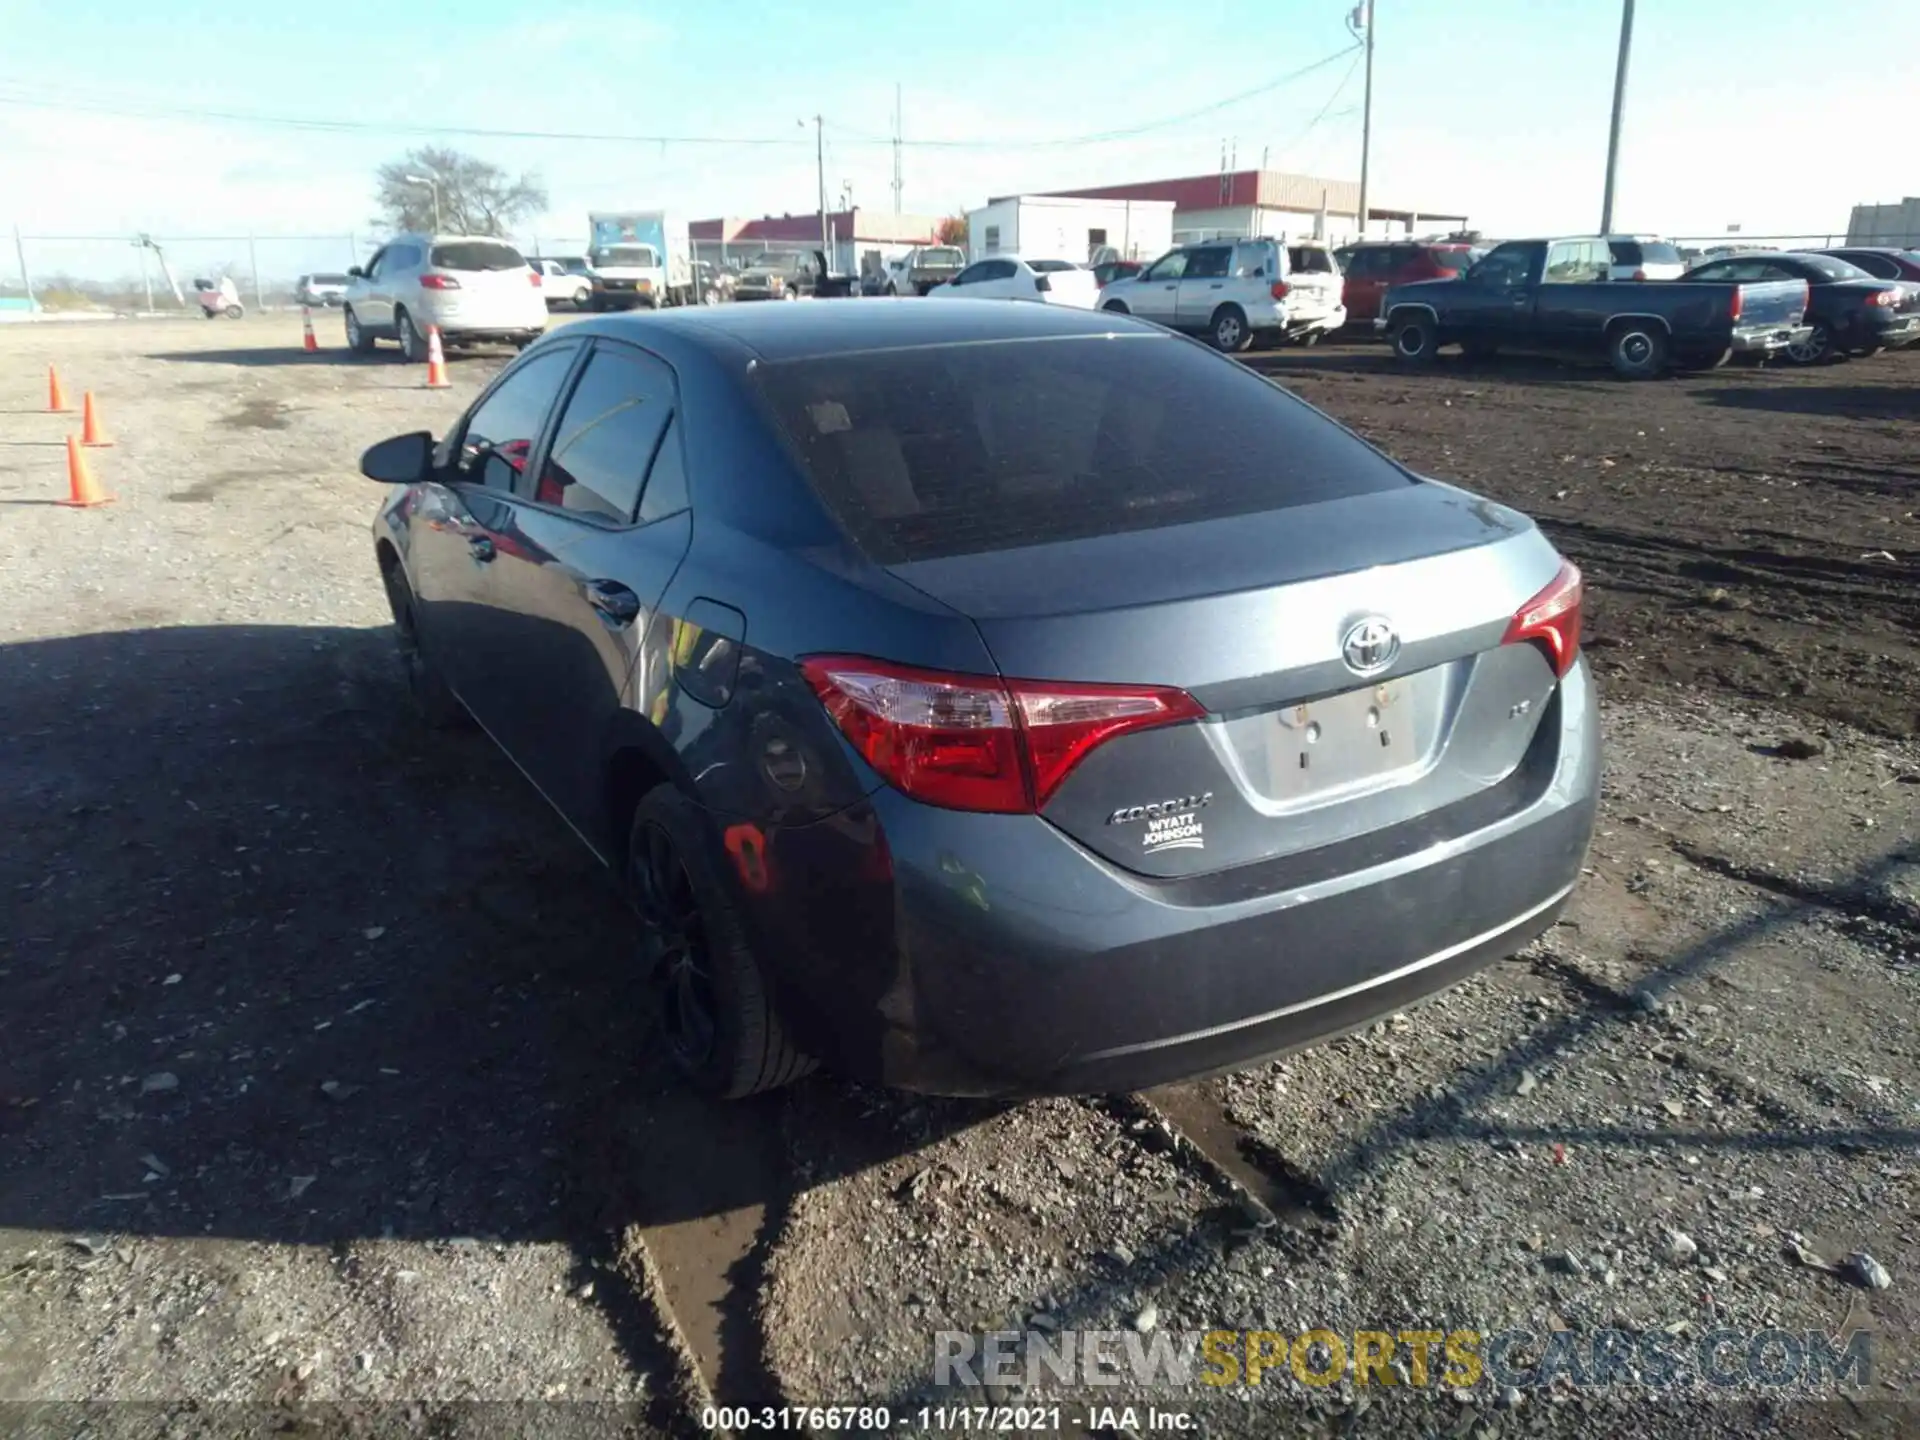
[61,435,113,507]
[301,306,319,353]
[47,364,72,413]
[81,391,113,447]
[422,325,451,389]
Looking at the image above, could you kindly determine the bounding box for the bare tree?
[373,147,548,236]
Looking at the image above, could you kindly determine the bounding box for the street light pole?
[1599,0,1636,234]
[814,115,829,261]
[405,173,441,232]
[1354,0,1375,241]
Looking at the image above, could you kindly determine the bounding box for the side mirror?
[347,265,365,279]
[361,431,433,485]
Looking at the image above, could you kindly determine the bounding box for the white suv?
[1096,238,1347,352]
[343,235,547,360]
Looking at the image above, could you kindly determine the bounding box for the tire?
[1784,321,1832,366]
[395,309,424,364]
[381,565,468,730]
[344,306,375,354]
[885,283,898,297]
[626,785,816,1099]
[782,289,798,301]
[225,304,244,319]
[1210,306,1251,353]
[1608,322,1668,380]
[1390,312,1438,365]
[1853,343,1886,359]
[1296,329,1322,347]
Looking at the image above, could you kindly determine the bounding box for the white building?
[966,195,1175,265]
[1033,170,1467,247]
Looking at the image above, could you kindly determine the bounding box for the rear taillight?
[800,656,1205,814]
[1728,286,1743,322]
[1632,268,1648,281]
[1502,561,1584,679]
[1270,281,1291,300]
[419,273,461,291]
[1035,275,1051,293]
[527,271,542,287]
[1866,289,1898,307]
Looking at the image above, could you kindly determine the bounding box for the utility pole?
[892,84,903,214]
[1354,0,1375,240]
[1599,0,1636,234]
[13,225,33,308]
[814,115,829,260]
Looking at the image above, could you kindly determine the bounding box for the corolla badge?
[1341,616,1400,676]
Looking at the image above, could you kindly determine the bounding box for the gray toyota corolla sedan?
[363,300,1598,1099]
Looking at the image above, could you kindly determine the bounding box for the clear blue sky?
[0,0,1910,280]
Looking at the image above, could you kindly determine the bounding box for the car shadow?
[0,623,978,1264]
[1693,381,1920,422]
[1244,347,1617,388]
[142,348,514,369]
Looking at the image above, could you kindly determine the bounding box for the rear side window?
[536,346,675,523]
[755,335,1413,565]
[432,241,527,271]
[1837,251,1898,278]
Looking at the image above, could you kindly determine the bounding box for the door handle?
[583,579,641,628]
[467,535,495,563]
[1209,282,1224,289]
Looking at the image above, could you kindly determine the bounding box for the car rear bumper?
[741,659,1600,1096]
[1729,323,1809,353]
[1864,313,1920,347]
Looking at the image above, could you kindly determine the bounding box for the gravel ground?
[1,315,1914,1438]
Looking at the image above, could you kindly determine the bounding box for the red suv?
[1334,242,1478,324]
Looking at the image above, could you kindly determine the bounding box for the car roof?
[561,296,1160,364]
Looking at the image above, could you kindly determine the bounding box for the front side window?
[1470,243,1538,288]
[456,348,577,491]
[535,346,676,523]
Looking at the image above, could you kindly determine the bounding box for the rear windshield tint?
[754,334,1413,565]
[1028,259,1080,273]
[431,242,526,271]
[310,273,349,284]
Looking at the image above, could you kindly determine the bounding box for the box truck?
[586,211,694,309]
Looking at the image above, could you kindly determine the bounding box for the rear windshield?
[1028,259,1080,273]
[310,273,349,284]
[754,335,1412,565]
[918,248,964,266]
[431,242,526,271]
[1611,240,1682,266]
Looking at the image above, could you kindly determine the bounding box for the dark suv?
[1334,242,1477,324]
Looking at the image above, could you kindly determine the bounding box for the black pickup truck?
[731,249,859,302]
[1379,236,1811,378]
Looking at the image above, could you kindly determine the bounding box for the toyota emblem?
[1341,616,1400,676]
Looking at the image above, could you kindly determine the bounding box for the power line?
[0,48,1359,155]
[1273,49,1365,163]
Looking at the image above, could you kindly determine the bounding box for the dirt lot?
[1,314,1915,1438]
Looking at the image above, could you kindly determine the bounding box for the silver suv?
[1097,238,1347,352]
[343,234,548,361]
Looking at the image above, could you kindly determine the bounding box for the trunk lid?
[888,484,1570,878]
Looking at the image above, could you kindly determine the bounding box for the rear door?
[1285,244,1341,321]
[1339,246,1386,320]
[462,339,694,836]
[1538,239,1613,352]
[1174,244,1235,331]
[357,246,395,329]
[755,333,1570,879]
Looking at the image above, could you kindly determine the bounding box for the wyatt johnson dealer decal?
[1108,793,1213,855]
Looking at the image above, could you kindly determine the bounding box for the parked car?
[343,235,546,360]
[732,250,859,301]
[1092,259,1143,287]
[930,256,1100,308]
[881,246,967,296]
[1381,236,1811,377]
[1809,246,1920,283]
[1332,241,1478,325]
[360,302,1598,1099]
[1603,235,1686,281]
[1098,238,1347,352]
[532,259,594,310]
[693,260,734,305]
[295,273,350,308]
[1678,251,1920,363]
